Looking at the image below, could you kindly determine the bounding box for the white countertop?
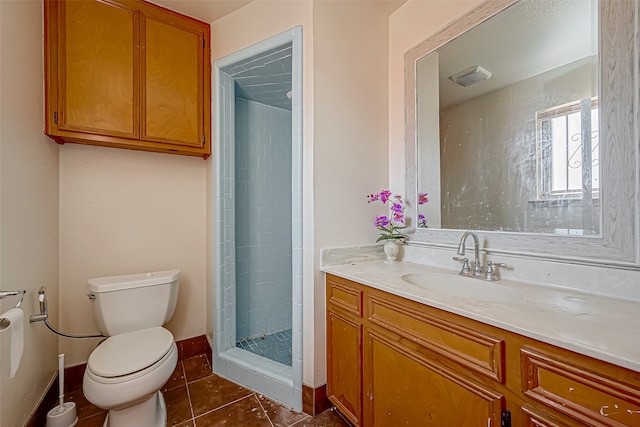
[322,259,640,373]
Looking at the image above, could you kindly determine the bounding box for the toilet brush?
[46,354,78,427]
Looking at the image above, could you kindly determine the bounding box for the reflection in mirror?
[416,0,599,235]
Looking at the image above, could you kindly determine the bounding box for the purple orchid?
[375,216,390,227]
[367,190,408,242]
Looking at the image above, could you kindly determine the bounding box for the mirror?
[420,0,599,234]
[405,0,640,267]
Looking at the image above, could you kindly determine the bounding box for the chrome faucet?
[457,231,483,276]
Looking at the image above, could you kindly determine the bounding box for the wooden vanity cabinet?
[327,274,506,426]
[326,276,364,426]
[325,274,640,427]
[364,325,504,426]
[44,0,211,158]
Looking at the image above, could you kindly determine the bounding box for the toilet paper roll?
[1,308,24,378]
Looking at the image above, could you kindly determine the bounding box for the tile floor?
[236,329,293,366]
[65,353,350,427]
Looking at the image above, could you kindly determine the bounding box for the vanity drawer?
[327,275,363,318]
[366,293,505,383]
[521,347,640,426]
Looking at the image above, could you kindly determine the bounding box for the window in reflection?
[536,98,599,200]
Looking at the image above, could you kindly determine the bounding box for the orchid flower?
[367,190,408,242]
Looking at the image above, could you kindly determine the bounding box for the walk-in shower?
[211,27,303,410]
[234,62,293,365]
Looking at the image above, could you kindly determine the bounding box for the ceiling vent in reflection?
[449,65,492,87]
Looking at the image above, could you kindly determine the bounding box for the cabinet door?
[57,0,138,138]
[327,309,362,426]
[141,11,206,147]
[364,327,504,427]
[522,406,565,427]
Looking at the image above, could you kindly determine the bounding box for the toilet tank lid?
[88,270,180,293]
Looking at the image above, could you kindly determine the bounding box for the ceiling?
[435,0,598,108]
[149,0,252,24]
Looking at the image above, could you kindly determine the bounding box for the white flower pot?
[383,240,400,262]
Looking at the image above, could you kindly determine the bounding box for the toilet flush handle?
[87,293,96,300]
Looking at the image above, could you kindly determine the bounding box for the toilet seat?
[87,327,174,383]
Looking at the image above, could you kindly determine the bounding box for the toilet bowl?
[82,270,180,427]
[83,327,178,426]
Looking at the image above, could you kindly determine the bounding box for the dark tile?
[258,394,310,427]
[302,385,314,416]
[163,361,186,392]
[75,412,107,427]
[39,346,344,427]
[293,407,352,427]
[182,335,211,360]
[172,420,196,427]
[64,389,105,420]
[164,385,193,426]
[313,384,331,415]
[183,354,212,383]
[206,344,213,369]
[188,374,253,417]
[194,395,272,427]
[176,339,185,361]
[64,364,87,393]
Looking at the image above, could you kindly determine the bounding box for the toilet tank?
[87,270,180,336]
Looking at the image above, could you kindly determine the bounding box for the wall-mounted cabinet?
[326,274,640,426]
[44,0,211,158]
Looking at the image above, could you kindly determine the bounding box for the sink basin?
[401,273,523,303]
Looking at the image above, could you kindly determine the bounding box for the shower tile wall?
[235,97,293,340]
[215,70,236,352]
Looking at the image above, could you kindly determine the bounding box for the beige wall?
[59,145,207,366]
[0,1,60,425]
[312,1,393,385]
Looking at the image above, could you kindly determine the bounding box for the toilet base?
[103,391,167,427]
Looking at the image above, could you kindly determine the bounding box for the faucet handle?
[485,260,507,281]
[453,256,471,274]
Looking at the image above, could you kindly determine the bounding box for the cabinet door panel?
[365,328,503,427]
[522,347,640,426]
[60,0,138,137]
[142,16,202,147]
[522,405,566,427]
[327,310,362,426]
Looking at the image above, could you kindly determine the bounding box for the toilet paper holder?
[0,290,26,330]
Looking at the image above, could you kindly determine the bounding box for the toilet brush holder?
[46,354,78,427]
[46,402,77,427]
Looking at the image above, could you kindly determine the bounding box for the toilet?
[82,270,180,427]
